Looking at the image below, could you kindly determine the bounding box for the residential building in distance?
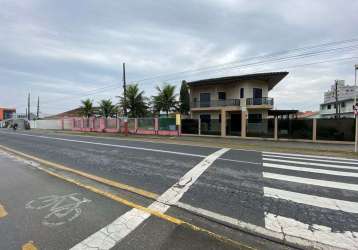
[319,80,358,118]
[186,72,288,136]
[0,107,16,121]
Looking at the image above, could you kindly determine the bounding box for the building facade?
[319,80,358,118]
[187,72,288,136]
[0,107,16,121]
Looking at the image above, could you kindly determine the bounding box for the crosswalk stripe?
[264,187,358,213]
[263,157,358,170]
[264,213,358,250]
[263,151,358,162]
[263,172,358,192]
[71,148,230,250]
[263,154,358,165]
[263,162,358,178]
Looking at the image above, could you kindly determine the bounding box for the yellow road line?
[22,241,37,250]
[0,144,158,200]
[0,144,255,250]
[0,203,7,218]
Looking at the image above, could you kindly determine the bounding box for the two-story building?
[186,72,288,136]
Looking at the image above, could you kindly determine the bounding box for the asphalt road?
[0,129,357,250]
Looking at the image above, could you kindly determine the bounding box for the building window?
[218,92,226,100]
[328,104,331,109]
[341,102,345,108]
[240,88,244,98]
[248,113,262,123]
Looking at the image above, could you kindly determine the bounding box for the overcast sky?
[1,0,358,115]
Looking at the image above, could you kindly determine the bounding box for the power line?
[14,38,358,110]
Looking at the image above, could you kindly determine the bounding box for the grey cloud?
[0,0,358,114]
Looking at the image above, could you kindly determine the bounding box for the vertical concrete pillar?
[61,118,64,130]
[154,117,159,134]
[100,118,106,130]
[198,118,201,135]
[312,118,317,142]
[134,118,138,132]
[241,110,247,138]
[274,116,278,140]
[221,109,226,137]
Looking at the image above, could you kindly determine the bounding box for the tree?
[80,99,94,118]
[179,80,190,115]
[152,83,178,116]
[119,84,148,118]
[99,99,116,118]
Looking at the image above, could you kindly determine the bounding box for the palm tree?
[80,99,94,118]
[99,99,116,118]
[119,84,148,118]
[152,83,178,116]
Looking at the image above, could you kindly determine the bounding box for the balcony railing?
[191,99,240,108]
[246,97,273,106]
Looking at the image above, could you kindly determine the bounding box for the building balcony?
[191,99,241,109]
[246,97,274,106]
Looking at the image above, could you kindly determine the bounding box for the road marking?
[0,131,262,166]
[22,241,37,250]
[265,213,358,250]
[263,154,358,165]
[0,144,159,200]
[263,162,358,177]
[0,131,207,158]
[71,148,230,250]
[32,156,251,250]
[264,187,358,214]
[0,146,250,249]
[263,172,358,191]
[263,151,358,162]
[0,203,7,218]
[0,146,347,250]
[263,157,358,170]
[26,193,91,227]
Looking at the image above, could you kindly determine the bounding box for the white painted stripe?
[263,172,358,192]
[265,213,358,250]
[0,131,206,158]
[263,162,358,178]
[263,151,358,162]
[264,187,358,214]
[70,148,229,250]
[177,202,358,249]
[263,154,358,165]
[263,157,358,170]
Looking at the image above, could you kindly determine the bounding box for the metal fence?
[247,118,274,138]
[278,119,313,140]
[201,119,221,135]
[159,118,176,131]
[317,118,355,141]
[181,119,199,134]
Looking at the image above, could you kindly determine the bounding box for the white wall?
[30,119,63,130]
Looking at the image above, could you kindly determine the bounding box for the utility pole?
[27,93,31,120]
[37,96,40,119]
[122,62,127,117]
[335,80,339,118]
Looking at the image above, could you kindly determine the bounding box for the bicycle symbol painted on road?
[26,193,91,227]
